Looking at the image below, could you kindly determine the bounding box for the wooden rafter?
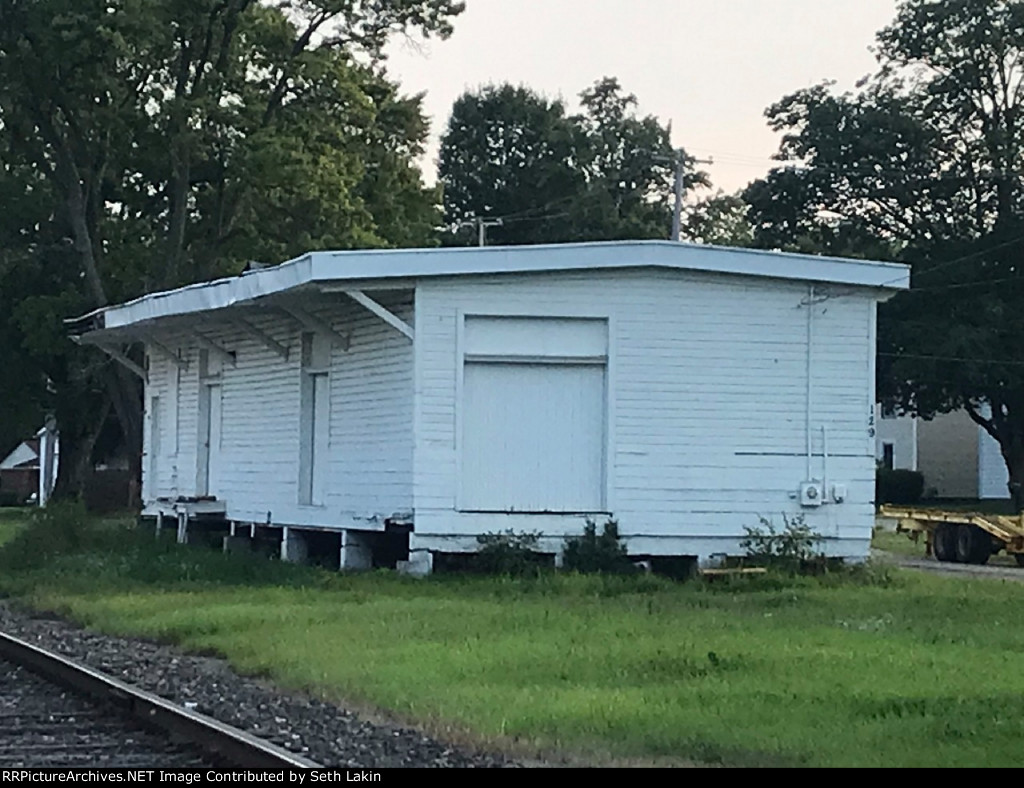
[343,290,414,342]
[276,305,351,351]
[232,317,289,360]
[191,331,236,367]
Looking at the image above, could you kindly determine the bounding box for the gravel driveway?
[872,550,1024,583]
[0,601,516,768]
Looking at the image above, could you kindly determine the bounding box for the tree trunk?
[52,396,110,502]
[966,402,1024,513]
[104,366,143,509]
[1004,442,1024,515]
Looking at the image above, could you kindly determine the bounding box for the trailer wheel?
[954,525,991,565]
[970,529,992,565]
[933,524,955,562]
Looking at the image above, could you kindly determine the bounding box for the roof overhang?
[69,241,911,342]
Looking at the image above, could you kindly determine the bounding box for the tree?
[438,77,708,245]
[0,163,59,460]
[0,0,462,499]
[573,77,710,241]
[745,0,1024,508]
[438,84,584,245]
[684,191,755,248]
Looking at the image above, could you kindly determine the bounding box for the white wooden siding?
[142,292,414,527]
[413,269,879,553]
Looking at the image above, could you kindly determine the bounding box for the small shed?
[0,423,59,506]
[71,241,909,571]
[0,438,39,502]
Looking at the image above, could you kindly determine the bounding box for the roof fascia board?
[103,254,314,330]
[309,243,911,289]
[90,244,910,334]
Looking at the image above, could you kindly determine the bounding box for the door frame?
[196,380,222,497]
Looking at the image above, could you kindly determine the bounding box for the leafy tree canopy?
[438,77,711,246]
[0,0,462,496]
[744,0,1024,504]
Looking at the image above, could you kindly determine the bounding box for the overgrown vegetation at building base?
[562,519,636,575]
[471,519,636,577]
[0,507,1022,767]
[740,515,831,574]
[473,530,546,577]
[473,515,858,582]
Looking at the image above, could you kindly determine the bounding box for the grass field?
[0,508,30,547]
[1,506,1024,767]
[871,527,925,556]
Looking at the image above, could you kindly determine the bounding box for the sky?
[385,0,899,195]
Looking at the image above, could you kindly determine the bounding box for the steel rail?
[0,630,321,768]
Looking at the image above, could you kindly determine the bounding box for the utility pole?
[667,150,713,242]
[460,217,504,247]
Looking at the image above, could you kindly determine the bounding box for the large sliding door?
[299,333,331,506]
[459,317,608,514]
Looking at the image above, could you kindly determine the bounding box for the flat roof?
[72,240,911,333]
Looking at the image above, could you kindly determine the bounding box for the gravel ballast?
[0,601,516,768]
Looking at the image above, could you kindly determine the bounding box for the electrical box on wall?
[831,484,848,504]
[800,482,824,507]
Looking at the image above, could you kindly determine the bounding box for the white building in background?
[0,422,59,506]
[875,405,1009,500]
[70,241,908,570]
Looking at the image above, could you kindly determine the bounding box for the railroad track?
[0,631,320,769]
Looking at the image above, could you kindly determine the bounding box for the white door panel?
[311,373,330,506]
[462,362,605,512]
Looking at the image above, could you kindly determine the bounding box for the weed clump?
[740,514,824,574]
[739,513,894,588]
[562,518,636,575]
[473,530,547,577]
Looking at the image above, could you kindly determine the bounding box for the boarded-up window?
[460,317,607,513]
[196,350,224,497]
[299,333,331,506]
[149,396,161,493]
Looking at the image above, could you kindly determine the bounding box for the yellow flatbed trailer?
[879,505,1024,566]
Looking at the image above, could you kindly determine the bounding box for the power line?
[458,216,503,247]
[500,211,572,225]
[880,352,1024,368]
[905,275,1024,293]
[808,230,1024,302]
[490,193,583,223]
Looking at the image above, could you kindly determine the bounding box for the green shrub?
[876,468,925,504]
[0,501,100,571]
[740,514,824,574]
[473,530,546,577]
[562,518,636,575]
